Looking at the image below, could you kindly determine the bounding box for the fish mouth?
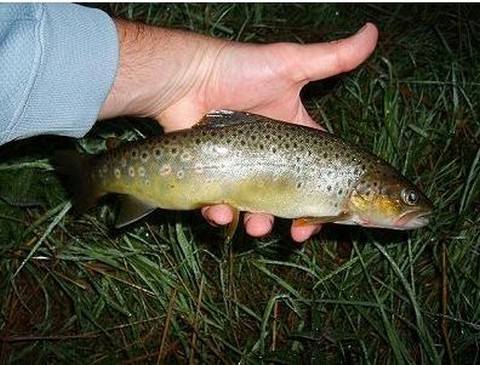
[394,209,432,229]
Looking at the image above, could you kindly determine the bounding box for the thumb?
[294,22,379,83]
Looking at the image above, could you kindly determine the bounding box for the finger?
[249,99,323,130]
[243,212,274,238]
[293,22,379,83]
[201,204,234,226]
[291,223,322,243]
[158,99,206,133]
[294,104,325,130]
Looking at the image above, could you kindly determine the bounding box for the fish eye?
[402,189,419,206]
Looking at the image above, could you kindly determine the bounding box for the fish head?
[346,170,433,230]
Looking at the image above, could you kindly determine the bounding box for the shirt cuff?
[1,4,118,144]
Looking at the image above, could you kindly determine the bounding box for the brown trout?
[54,110,433,231]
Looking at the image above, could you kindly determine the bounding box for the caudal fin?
[52,150,102,212]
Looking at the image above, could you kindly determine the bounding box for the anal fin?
[224,208,240,243]
[115,195,158,228]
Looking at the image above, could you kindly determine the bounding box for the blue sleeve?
[0,3,118,145]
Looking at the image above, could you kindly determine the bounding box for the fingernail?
[356,23,369,35]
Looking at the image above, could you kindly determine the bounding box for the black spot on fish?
[338,188,343,196]
[154,148,161,159]
[131,149,138,159]
[327,185,332,192]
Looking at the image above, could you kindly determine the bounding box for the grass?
[1,3,479,364]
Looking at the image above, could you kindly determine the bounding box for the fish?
[53,110,433,233]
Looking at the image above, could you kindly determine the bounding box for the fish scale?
[54,110,433,231]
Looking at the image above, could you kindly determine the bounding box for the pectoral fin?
[115,195,158,228]
[292,212,351,227]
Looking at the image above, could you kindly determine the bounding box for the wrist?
[99,19,224,126]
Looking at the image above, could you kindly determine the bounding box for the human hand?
[100,20,378,242]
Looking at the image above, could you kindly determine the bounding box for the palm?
[206,44,313,125]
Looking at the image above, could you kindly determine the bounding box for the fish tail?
[52,150,102,212]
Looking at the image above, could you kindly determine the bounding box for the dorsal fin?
[195,110,267,128]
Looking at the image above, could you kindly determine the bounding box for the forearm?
[99,19,226,129]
